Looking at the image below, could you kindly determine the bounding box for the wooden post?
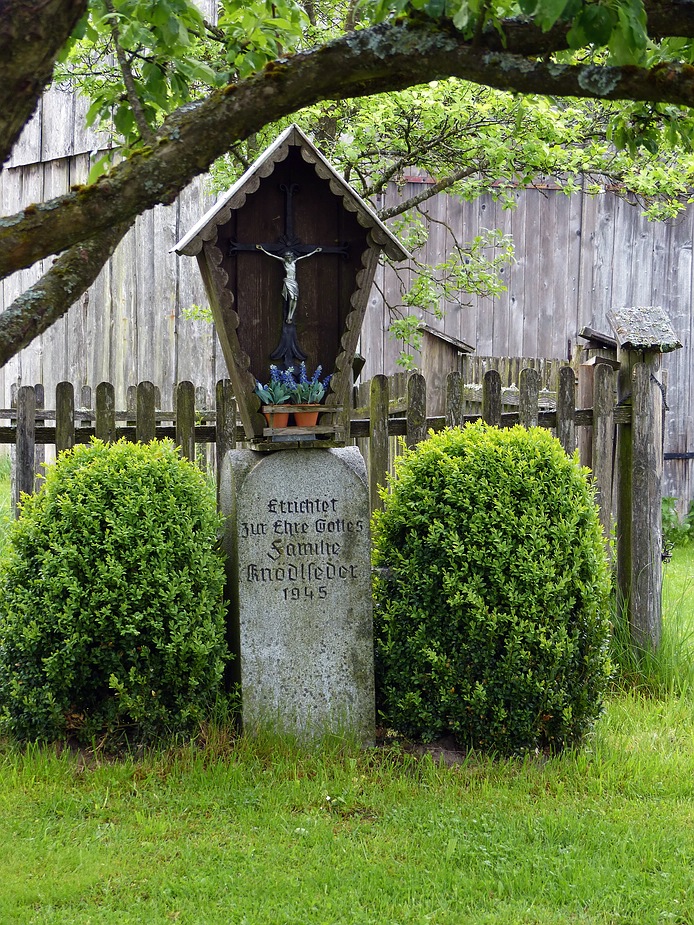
[482,369,502,425]
[15,385,35,515]
[592,363,615,540]
[136,381,157,443]
[95,382,116,442]
[55,381,75,454]
[556,366,576,454]
[369,374,389,513]
[176,381,196,462]
[215,379,236,505]
[445,371,464,428]
[577,359,594,469]
[406,373,427,448]
[196,385,209,472]
[615,345,636,627]
[630,359,663,650]
[519,367,539,428]
[34,383,45,491]
[215,379,236,460]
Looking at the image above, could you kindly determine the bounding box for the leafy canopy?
[2,0,694,368]
[51,0,694,358]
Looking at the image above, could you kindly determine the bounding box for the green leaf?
[534,0,572,32]
[567,5,616,49]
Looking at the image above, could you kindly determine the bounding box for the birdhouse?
[607,305,682,355]
[174,124,408,443]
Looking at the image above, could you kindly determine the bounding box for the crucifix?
[229,182,349,369]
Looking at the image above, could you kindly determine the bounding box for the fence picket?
[519,367,539,428]
[369,375,389,513]
[556,366,576,454]
[592,364,615,539]
[34,383,45,492]
[176,381,196,462]
[215,379,236,466]
[407,373,427,448]
[56,381,75,454]
[196,385,209,472]
[445,371,464,427]
[482,369,502,425]
[15,386,35,515]
[136,381,157,443]
[95,381,116,442]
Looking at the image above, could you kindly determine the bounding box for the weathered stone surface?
[221,446,375,742]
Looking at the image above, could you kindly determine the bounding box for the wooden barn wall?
[360,180,694,505]
[2,99,693,502]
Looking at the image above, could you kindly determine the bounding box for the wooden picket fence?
[3,368,631,534]
[2,361,664,650]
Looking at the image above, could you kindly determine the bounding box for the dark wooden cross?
[228,182,349,369]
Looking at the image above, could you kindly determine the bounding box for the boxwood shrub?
[0,439,228,745]
[372,422,612,755]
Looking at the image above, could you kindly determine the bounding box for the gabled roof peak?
[174,123,408,262]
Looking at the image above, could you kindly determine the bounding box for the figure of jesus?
[256,245,322,323]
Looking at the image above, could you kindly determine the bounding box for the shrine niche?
[174,124,408,443]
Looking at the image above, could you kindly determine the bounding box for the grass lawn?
[2,693,694,925]
[0,466,693,924]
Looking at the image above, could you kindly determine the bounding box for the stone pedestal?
[220,447,375,742]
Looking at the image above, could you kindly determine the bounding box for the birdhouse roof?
[174,123,409,262]
[607,306,682,353]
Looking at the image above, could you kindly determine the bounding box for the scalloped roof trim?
[173,123,409,262]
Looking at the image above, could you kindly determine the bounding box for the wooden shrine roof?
[174,123,409,262]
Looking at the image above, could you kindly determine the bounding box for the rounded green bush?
[372,422,612,755]
[0,439,229,744]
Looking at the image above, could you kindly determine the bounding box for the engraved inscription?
[241,496,365,600]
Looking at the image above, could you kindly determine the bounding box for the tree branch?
[0,221,132,368]
[378,166,479,221]
[0,0,88,167]
[104,0,156,145]
[4,16,694,278]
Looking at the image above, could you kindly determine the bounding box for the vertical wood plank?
[80,385,92,432]
[136,380,157,443]
[15,386,36,515]
[577,361,594,469]
[215,379,236,504]
[196,385,209,473]
[406,373,427,448]
[556,366,576,453]
[176,380,196,462]
[631,360,663,651]
[95,381,116,442]
[55,381,75,454]
[615,346,635,626]
[126,386,137,427]
[34,383,45,491]
[10,383,17,511]
[519,367,539,428]
[445,371,464,427]
[482,369,502,425]
[592,363,615,540]
[369,374,389,514]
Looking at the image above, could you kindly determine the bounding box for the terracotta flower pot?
[294,407,319,427]
[263,410,290,428]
